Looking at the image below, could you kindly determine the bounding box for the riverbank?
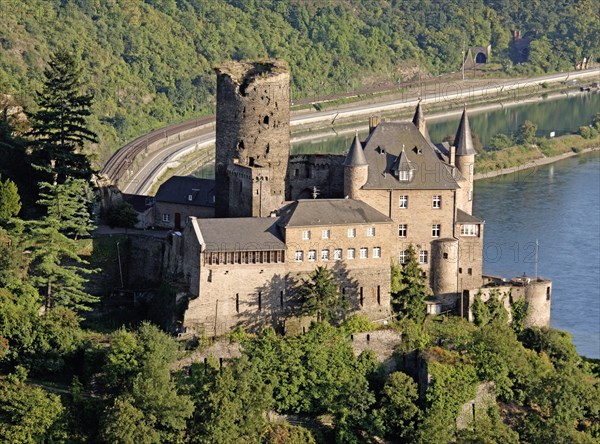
[474,145,600,181]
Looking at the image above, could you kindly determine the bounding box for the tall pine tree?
[391,245,430,323]
[29,50,98,184]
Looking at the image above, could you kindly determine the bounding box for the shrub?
[578,125,598,139]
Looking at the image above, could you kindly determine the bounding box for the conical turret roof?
[412,100,431,143]
[454,106,477,156]
[343,132,368,166]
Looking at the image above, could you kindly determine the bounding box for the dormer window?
[396,169,413,181]
[391,146,414,182]
[188,194,193,201]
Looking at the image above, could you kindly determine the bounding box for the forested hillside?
[0,0,598,164]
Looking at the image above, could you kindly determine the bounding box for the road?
[116,67,599,195]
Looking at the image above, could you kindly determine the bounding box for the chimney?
[449,145,456,166]
[369,116,380,134]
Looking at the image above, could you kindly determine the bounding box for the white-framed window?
[308,250,316,261]
[399,250,407,264]
[399,195,408,208]
[367,227,375,237]
[460,224,479,237]
[188,194,193,201]
[432,195,441,208]
[398,224,407,237]
[162,213,171,223]
[321,249,329,261]
[348,228,356,238]
[322,229,330,239]
[295,250,303,262]
[334,249,343,260]
[397,170,413,181]
[469,164,474,176]
[419,250,428,264]
[360,247,368,259]
[302,230,311,240]
[468,190,473,201]
[432,224,441,237]
[347,248,355,260]
[373,247,381,258]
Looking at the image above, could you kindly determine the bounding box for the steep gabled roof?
[454,106,477,156]
[278,199,391,228]
[360,122,459,190]
[155,176,215,207]
[456,209,484,224]
[343,132,368,167]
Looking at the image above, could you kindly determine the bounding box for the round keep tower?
[454,106,477,214]
[523,278,552,328]
[430,238,459,296]
[214,60,290,217]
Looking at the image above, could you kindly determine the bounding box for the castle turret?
[412,100,431,143]
[343,132,368,199]
[214,60,290,217]
[454,106,477,214]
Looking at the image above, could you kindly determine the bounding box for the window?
[188,194,193,201]
[432,195,441,208]
[347,248,355,260]
[308,250,316,261]
[322,229,330,239]
[334,249,343,260]
[295,250,303,262]
[373,247,381,258]
[432,224,441,237]
[367,227,375,237]
[419,250,428,264]
[399,195,408,208]
[398,224,407,237]
[348,228,356,238]
[302,230,310,240]
[162,213,170,223]
[399,250,407,264]
[468,190,473,201]
[397,170,413,181]
[460,224,480,236]
[468,268,473,275]
[321,249,329,261]
[360,247,368,259]
[469,164,474,176]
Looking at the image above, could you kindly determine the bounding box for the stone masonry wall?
[215,60,290,217]
[287,154,345,200]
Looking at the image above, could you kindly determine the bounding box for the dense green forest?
[1,0,598,165]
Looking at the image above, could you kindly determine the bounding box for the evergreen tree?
[107,201,139,229]
[26,216,97,312]
[29,50,98,183]
[298,266,348,324]
[37,179,95,239]
[0,176,21,223]
[391,245,429,323]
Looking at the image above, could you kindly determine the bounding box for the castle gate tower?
[214,60,291,217]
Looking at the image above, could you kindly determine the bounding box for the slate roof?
[343,132,368,166]
[193,217,285,252]
[155,176,215,207]
[454,107,477,156]
[456,209,484,224]
[122,194,153,213]
[361,122,460,190]
[278,199,392,228]
[412,101,432,143]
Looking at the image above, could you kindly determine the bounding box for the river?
[474,153,600,358]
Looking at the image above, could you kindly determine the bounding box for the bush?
[578,125,598,139]
[487,133,513,151]
[107,202,138,228]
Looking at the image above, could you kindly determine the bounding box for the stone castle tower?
[343,132,369,199]
[214,60,291,217]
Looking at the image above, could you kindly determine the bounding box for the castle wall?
[287,154,345,200]
[430,238,460,295]
[465,279,552,328]
[215,61,290,217]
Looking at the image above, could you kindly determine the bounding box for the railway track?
[100,116,215,183]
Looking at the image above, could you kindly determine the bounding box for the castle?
[173,60,551,335]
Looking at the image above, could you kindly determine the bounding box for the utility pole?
[116,242,124,288]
